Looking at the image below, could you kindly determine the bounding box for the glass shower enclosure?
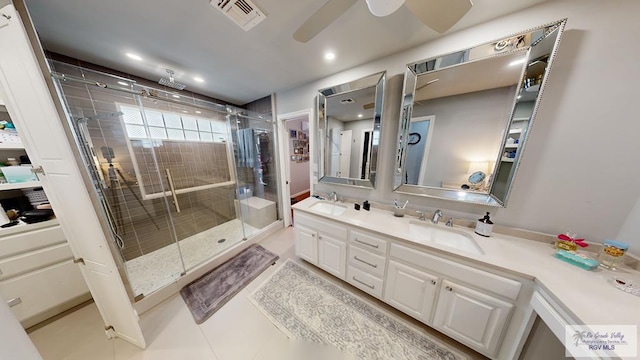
[48,61,280,298]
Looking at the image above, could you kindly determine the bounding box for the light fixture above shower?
[159,69,186,90]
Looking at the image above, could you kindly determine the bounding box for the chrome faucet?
[329,191,338,202]
[431,209,443,224]
[417,211,426,222]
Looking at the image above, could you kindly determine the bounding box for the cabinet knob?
[430,279,436,285]
[445,285,453,292]
[318,235,322,240]
[311,234,315,238]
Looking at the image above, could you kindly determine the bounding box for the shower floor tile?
[125,219,258,296]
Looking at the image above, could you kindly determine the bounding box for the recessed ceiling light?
[117,81,128,86]
[517,95,522,99]
[182,111,188,113]
[125,53,143,61]
[324,52,336,61]
[509,58,526,67]
[358,113,363,118]
[195,111,202,114]
[172,95,180,99]
[193,77,204,83]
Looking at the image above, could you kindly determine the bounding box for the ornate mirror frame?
[317,71,385,189]
[393,19,567,206]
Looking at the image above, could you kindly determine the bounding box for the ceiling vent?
[340,98,355,104]
[211,0,266,31]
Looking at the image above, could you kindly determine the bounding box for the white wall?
[286,119,310,196]
[344,118,374,178]
[276,0,640,255]
[413,87,513,187]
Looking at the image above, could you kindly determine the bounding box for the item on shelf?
[6,157,18,166]
[555,249,599,271]
[19,209,54,224]
[0,220,20,228]
[611,277,640,297]
[354,203,360,211]
[598,239,628,270]
[23,187,49,206]
[475,212,493,237]
[6,209,18,220]
[0,202,10,225]
[362,200,370,211]
[19,155,30,164]
[0,166,37,183]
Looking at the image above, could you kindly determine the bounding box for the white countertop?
[293,197,640,351]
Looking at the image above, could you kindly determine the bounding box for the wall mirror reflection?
[394,19,566,206]
[317,71,385,188]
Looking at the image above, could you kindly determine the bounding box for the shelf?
[0,181,41,190]
[504,144,519,149]
[501,157,515,163]
[0,141,24,150]
[508,129,523,134]
[512,117,529,122]
[0,218,59,237]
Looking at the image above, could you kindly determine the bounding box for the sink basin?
[408,220,484,255]
[310,201,347,216]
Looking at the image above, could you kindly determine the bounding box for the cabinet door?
[384,260,438,324]
[433,280,513,357]
[294,224,317,264]
[318,234,346,279]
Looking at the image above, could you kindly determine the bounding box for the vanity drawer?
[0,260,89,323]
[349,229,388,255]
[347,265,383,299]
[347,245,386,278]
[390,243,521,301]
[0,243,74,281]
[295,212,347,240]
[0,225,66,258]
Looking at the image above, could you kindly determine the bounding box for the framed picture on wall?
[291,155,296,161]
[294,148,300,154]
[298,131,304,139]
[290,130,297,138]
[293,140,299,147]
[297,155,303,162]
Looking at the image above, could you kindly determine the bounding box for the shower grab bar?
[165,169,181,213]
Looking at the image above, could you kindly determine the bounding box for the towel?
[237,128,255,167]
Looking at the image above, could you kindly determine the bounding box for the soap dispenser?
[475,212,493,237]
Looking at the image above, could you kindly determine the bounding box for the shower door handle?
[165,169,181,213]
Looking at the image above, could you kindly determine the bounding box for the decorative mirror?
[317,71,385,188]
[394,19,566,206]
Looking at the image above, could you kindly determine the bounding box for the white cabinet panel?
[384,260,438,324]
[347,265,383,298]
[347,245,385,277]
[0,243,73,281]
[0,260,88,323]
[433,280,513,357]
[294,224,317,264]
[318,234,346,279]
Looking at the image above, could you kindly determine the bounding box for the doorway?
[277,109,312,227]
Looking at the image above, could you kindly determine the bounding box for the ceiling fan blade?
[405,0,473,33]
[293,0,358,43]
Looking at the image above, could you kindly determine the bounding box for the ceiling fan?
[294,0,473,43]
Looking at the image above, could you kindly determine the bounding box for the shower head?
[159,69,186,90]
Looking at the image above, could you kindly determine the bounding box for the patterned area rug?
[249,260,467,360]
[181,244,278,324]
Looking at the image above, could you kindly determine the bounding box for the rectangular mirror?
[394,20,566,206]
[317,71,385,188]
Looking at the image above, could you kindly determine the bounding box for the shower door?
[51,61,187,298]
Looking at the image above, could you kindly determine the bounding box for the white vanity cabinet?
[295,213,348,279]
[384,260,438,324]
[433,280,514,356]
[293,208,523,359]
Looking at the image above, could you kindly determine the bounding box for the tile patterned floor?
[28,227,485,360]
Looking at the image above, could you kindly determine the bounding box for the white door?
[318,234,346,279]
[294,224,317,264]
[0,4,145,347]
[338,130,352,177]
[432,280,513,357]
[329,128,341,177]
[384,260,438,324]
